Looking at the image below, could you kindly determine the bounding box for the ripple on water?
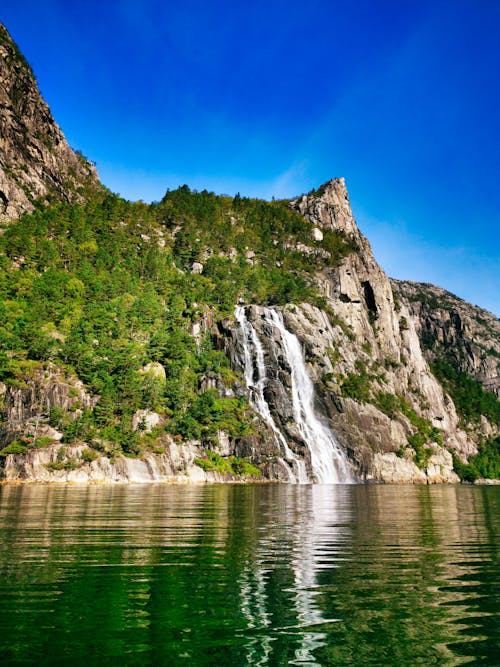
[0,483,498,666]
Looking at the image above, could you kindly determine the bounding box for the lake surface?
[0,483,498,666]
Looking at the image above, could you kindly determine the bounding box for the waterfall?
[235,306,308,483]
[264,309,353,484]
[235,305,353,484]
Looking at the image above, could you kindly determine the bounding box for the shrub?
[472,435,500,479]
[431,359,500,426]
[0,442,28,456]
[33,436,57,448]
[407,433,433,469]
[340,372,371,403]
[194,450,261,477]
[452,453,478,482]
[81,447,99,463]
[45,457,80,472]
[453,436,500,481]
[374,392,401,418]
[49,407,66,427]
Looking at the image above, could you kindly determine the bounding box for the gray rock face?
[0,366,98,446]
[292,177,361,238]
[1,441,250,484]
[392,280,500,396]
[0,24,100,222]
[370,446,459,484]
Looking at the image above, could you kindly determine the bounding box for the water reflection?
[235,485,352,666]
[0,484,497,666]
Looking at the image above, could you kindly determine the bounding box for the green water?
[0,484,498,666]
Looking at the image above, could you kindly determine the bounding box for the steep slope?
[222,180,480,483]
[391,280,500,397]
[0,24,100,221]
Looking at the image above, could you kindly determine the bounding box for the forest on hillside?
[0,186,356,457]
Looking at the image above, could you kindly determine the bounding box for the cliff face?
[219,180,478,483]
[224,300,459,484]
[2,441,259,484]
[0,24,100,221]
[0,366,98,448]
[391,280,500,397]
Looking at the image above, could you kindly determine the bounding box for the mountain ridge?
[0,24,100,221]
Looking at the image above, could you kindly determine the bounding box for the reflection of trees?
[0,484,497,666]
[313,486,499,667]
[0,484,352,665]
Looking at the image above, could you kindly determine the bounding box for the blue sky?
[2,1,499,315]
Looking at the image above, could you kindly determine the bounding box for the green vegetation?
[0,441,29,456]
[452,436,500,481]
[431,359,500,426]
[374,391,402,418]
[168,390,253,442]
[339,360,382,402]
[0,436,57,457]
[340,372,372,403]
[81,447,99,463]
[0,186,357,455]
[45,458,80,472]
[374,391,442,468]
[158,186,356,311]
[194,450,261,477]
[32,436,57,448]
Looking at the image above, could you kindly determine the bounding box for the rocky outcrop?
[392,280,500,396]
[217,179,495,482]
[0,24,100,222]
[0,365,98,446]
[369,447,459,484]
[1,441,260,484]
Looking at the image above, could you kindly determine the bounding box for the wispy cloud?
[268,160,310,199]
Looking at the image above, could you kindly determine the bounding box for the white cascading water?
[235,306,308,483]
[265,309,353,483]
[235,305,353,484]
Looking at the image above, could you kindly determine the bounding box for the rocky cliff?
[391,280,500,396]
[0,24,100,221]
[218,179,491,484]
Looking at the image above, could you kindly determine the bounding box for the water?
[263,310,352,484]
[236,306,352,483]
[0,484,498,666]
[235,305,307,483]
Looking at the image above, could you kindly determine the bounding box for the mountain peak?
[291,177,361,239]
[0,23,100,222]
